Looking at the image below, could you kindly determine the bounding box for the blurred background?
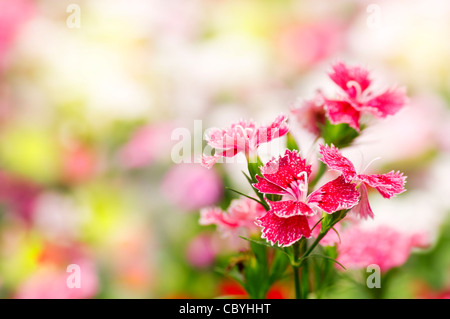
[0,0,449,298]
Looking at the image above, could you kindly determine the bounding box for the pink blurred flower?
[15,260,98,299]
[0,170,41,225]
[0,0,34,71]
[15,243,98,299]
[185,233,218,269]
[201,115,288,169]
[337,225,429,272]
[162,163,223,211]
[291,93,326,136]
[200,198,266,237]
[61,143,97,184]
[119,122,175,168]
[323,62,407,131]
[253,149,359,247]
[319,144,406,219]
[277,20,344,70]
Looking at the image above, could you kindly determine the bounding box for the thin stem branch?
[293,242,302,299]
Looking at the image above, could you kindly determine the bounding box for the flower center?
[287,171,308,202]
[346,80,362,100]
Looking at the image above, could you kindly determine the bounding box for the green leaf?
[225,187,267,208]
[286,132,299,151]
[331,226,341,244]
[311,217,324,232]
[239,236,291,259]
[268,249,290,285]
[214,267,245,287]
[242,171,253,184]
[305,253,347,270]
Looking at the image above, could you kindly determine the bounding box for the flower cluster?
[198,61,420,299]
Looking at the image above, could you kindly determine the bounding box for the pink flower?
[337,225,429,272]
[119,122,176,168]
[0,170,41,225]
[15,259,98,299]
[253,149,360,247]
[199,198,266,237]
[0,0,34,71]
[162,163,223,212]
[277,20,343,69]
[291,93,326,136]
[319,144,406,219]
[15,243,98,299]
[201,115,289,169]
[323,62,407,131]
[185,234,218,269]
[61,143,97,184]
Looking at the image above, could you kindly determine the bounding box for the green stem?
[293,242,302,299]
[298,210,348,268]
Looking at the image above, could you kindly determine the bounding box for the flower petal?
[349,183,374,219]
[257,211,312,247]
[256,114,289,146]
[253,175,288,196]
[357,171,406,198]
[201,149,240,169]
[364,87,407,118]
[266,199,315,218]
[261,149,312,190]
[328,62,371,99]
[201,155,221,169]
[308,176,360,214]
[291,95,326,136]
[318,144,357,181]
[199,207,238,228]
[324,99,361,131]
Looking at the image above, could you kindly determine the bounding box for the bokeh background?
[0,0,449,298]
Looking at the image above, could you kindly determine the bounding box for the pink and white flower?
[323,62,407,131]
[199,198,266,237]
[337,225,429,272]
[319,144,406,219]
[201,115,289,169]
[253,149,360,247]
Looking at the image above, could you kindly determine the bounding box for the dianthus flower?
[201,115,289,169]
[253,149,359,247]
[323,62,407,131]
[319,144,406,219]
[337,225,428,272]
[199,198,266,237]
